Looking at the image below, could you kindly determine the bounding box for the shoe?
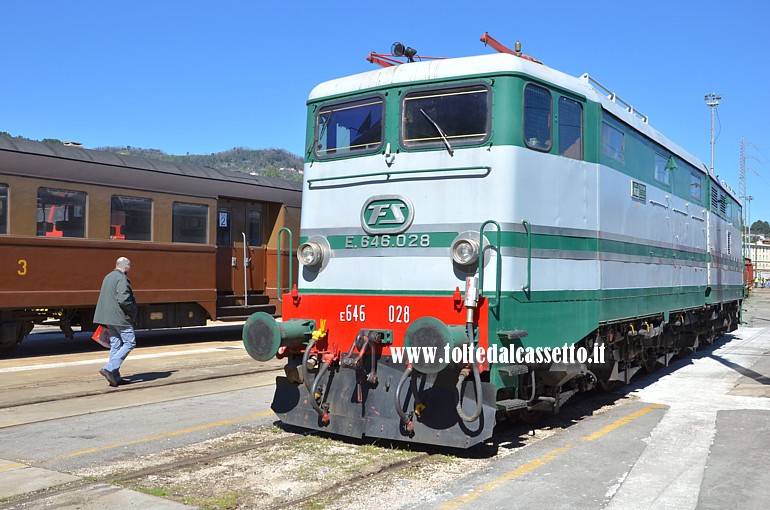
[114,371,129,385]
[99,368,119,387]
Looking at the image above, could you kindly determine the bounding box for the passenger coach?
[0,136,301,353]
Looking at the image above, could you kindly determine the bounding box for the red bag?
[92,326,110,348]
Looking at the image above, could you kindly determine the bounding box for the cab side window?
[558,97,583,160]
[523,83,552,151]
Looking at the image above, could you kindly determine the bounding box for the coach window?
[690,173,702,202]
[0,184,7,234]
[172,202,208,244]
[558,97,583,160]
[36,188,86,238]
[111,196,152,241]
[315,96,383,158]
[217,209,231,246]
[601,122,624,162]
[402,83,490,150]
[248,207,263,246]
[523,83,552,151]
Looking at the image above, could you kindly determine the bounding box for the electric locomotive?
[243,34,743,448]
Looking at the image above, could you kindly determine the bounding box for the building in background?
[749,239,770,278]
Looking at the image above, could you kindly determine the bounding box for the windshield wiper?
[420,108,454,156]
[306,111,331,157]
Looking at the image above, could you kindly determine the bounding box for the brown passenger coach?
[0,136,301,354]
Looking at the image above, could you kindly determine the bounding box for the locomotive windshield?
[402,84,490,149]
[314,96,383,158]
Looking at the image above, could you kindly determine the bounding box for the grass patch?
[137,486,172,498]
[183,491,240,510]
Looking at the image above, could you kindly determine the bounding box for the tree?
[262,167,281,179]
[750,220,770,237]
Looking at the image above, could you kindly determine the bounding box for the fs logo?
[361,195,414,235]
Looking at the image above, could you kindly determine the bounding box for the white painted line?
[0,345,246,374]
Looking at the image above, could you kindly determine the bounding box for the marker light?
[297,242,324,267]
[451,238,480,265]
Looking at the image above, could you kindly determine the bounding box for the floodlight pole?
[704,93,722,175]
[747,195,754,261]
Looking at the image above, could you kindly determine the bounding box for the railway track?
[0,364,282,411]
[2,424,444,510]
[1,431,310,509]
[265,450,434,510]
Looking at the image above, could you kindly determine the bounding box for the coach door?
[215,199,267,297]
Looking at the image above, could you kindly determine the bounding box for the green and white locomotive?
[243,35,743,448]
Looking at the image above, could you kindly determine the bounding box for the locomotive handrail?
[307,166,491,187]
[479,220,502,311]
[277,227,293,303]
[522,220,532,299]
[581,73,648,124]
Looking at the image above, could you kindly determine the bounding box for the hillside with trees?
[97,146,304,182]
[0,132,304,181]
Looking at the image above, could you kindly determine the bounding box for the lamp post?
[747,195,754,262]
[704,93,722,175]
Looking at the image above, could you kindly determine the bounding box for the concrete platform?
[0,460,79,499]
[420,309,770,509]
[0,458,195,508]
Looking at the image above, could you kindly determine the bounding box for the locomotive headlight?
[451,238,480,265]
[298,242,324,267]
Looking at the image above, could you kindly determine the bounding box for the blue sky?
[2,1,770,221]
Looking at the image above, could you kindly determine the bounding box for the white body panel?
[299,145,738,296]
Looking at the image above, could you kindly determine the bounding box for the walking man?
[94,257,137,387]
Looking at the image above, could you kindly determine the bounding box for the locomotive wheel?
[641,350,657,373]
[0,321,32,355]
[598,378,623,391]
[518,409,544,425]
[678,334,699,357]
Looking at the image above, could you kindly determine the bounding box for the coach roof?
[0,135,302,205]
